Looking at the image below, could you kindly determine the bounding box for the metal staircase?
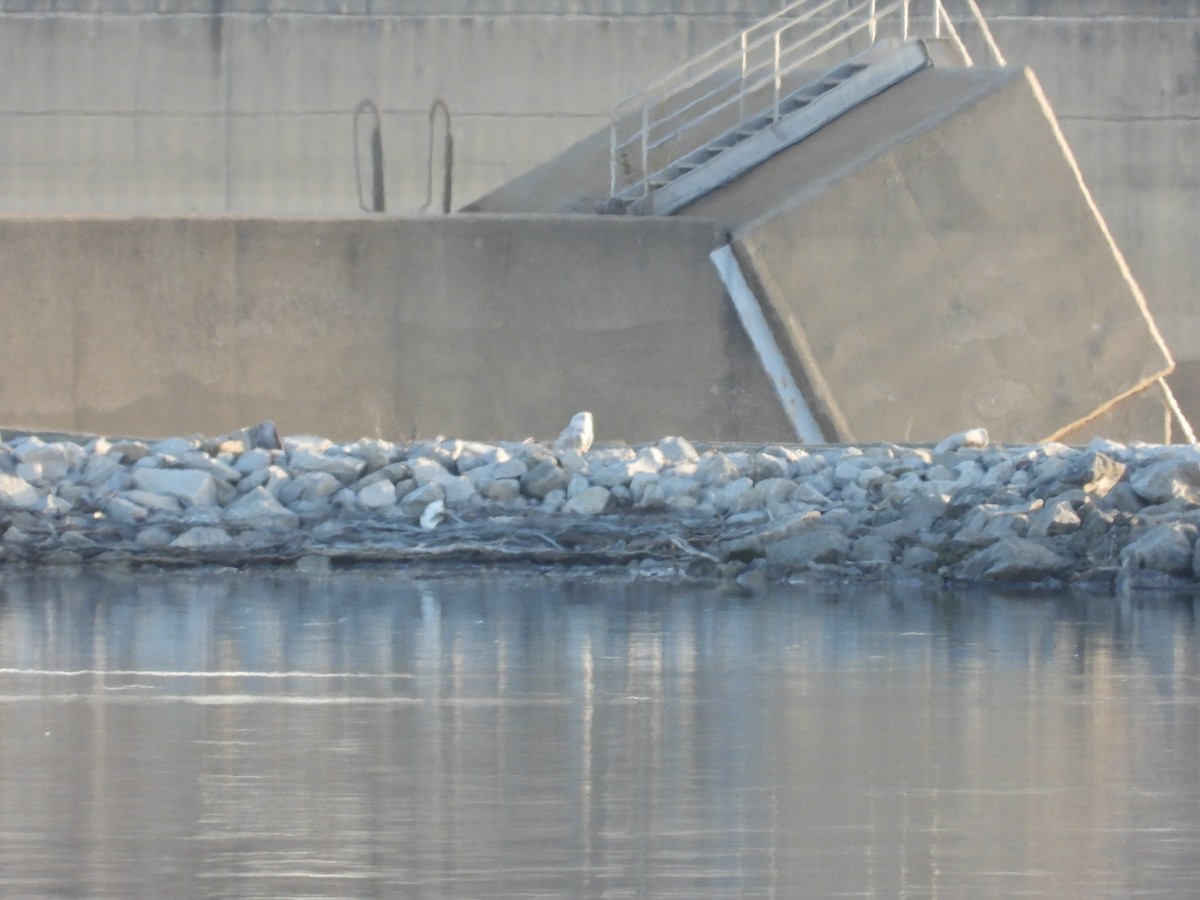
[608,0,1003,215]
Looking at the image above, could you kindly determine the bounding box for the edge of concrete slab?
[1023,68,1181,442]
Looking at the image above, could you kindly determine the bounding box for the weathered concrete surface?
[1055,382,1172,446]
[0,215,794,443]
[1,2,1198,391]
[0,3,779,216]
[4,1,1200,424]
[708,66,1172,443]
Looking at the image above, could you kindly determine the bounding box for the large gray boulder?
[131,468,217,508]
[956,538,1070,582]
[1120,523,1197,575]
[1129,454,1200,505]
[765,526,851,570]
[224,487,301,530]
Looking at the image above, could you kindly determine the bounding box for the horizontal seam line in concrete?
[0,110,610,120]
[0,11,767,21]
[984,14,1200,24]
[1058,113,1200,123]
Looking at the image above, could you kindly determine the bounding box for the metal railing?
[609,0,1003,202]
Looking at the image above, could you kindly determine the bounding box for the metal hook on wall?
[353,99,386,213]
[421,99,454,214]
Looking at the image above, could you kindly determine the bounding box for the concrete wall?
[0,1,785,216]
[0,214,794,442]
[3,0,1199,428]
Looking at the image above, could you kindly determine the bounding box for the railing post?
[869,0,877,43]
[773,31,781,122]
[902,0,909,41]
[640,104,650,201]
[934,0,943,38]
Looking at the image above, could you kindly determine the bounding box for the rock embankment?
[3,422,1200,590]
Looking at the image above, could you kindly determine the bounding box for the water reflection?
[0,569,1197,897]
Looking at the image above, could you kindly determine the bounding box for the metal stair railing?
[609,0,1001,204]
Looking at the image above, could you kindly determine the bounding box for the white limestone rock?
[130,468,217,508]
[121,489,184,514]
[234,447,274,476]
[1129,454,1200,506]
[657,436,699,464]
[236,468,270,493]
[35,495,71,517]
[658,470,700,501]
[150,436,199,458]
[109,440,151,464]
[441,475,477,505]
[765,526,851,570]
[342,438,400,467]
[1061,450,1127,498]
[520,458,570,499]
[408,456,455,486]
[1120,523,1197,576]
[181,450,242,483]
[901,545,939,572]
[398,482,445,518]
[753,452,789,481]
[563,485,612,515]
[80,453,126,489]
[0,473,40,509]
[283,434,333,454]
[483,478,522,504]
[263,465,292,498]
[136,526,174,547]
[715,478,756,514]
[11,438,82,481]
[697,454,739,488]
[956,538,1070,582]
[465,458,527,489]
[278,471,342,506]
[357,479,398,511]
[103,496,148,524]
[850,534,894,564]
[224,487,301,529]
[453,441,509,473]
[566,473,590,501]
[934,428,989,454]
[1028,499,1082,539]
[288,449,365,484]
[170,526,232,548]
[182,505,222,526]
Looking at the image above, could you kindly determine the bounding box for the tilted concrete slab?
[0,215,794,443]
[696,65,1173,444]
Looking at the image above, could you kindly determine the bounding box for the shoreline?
[2,422,1200,593]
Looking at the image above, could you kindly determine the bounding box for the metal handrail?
[609,0,1002,201]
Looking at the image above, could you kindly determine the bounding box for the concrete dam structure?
[0,0,1190,445]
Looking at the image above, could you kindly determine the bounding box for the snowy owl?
[555,411,594,454]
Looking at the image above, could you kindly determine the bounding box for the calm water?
[0,568,1197,898]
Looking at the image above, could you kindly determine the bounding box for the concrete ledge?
[0,214,795,443]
